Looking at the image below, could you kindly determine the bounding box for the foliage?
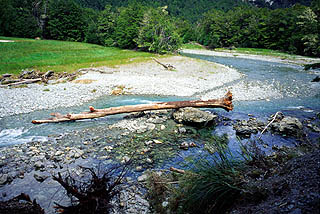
[136,7,182,54]
[0,0,317,56]
[83,8,100,44]
[113,3,144,49]
[0,37,154,75]
[146,136,245,214]
[96,5,116,46]
[196,4,319,56]
[45,0,86,41]
[174,144,244,213]
[0,0,40,38]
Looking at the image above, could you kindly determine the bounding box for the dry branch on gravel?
[32,92,233,124]
[152,57,176,70]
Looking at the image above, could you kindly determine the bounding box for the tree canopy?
[0,0,318,56]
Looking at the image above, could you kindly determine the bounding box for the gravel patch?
[0,56,242,117]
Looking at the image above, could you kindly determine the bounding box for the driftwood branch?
[152,57,176,70]
[32,92,233,124]
[0,78,42,87]
[259,111,280,139]
[170,167,185,174]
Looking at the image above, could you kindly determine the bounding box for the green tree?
[0,0,40,37]
[97,5,116,46]
[45,0,86,41]
[197,9,225,48]
[136,6,182,53]
[114,3,144,49]
[83,7,100,44]
[297,7,320,56]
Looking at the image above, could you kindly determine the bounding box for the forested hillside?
[75,0,248,22]
[0,0,318,56]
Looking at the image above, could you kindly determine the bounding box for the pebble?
[34,172,49,182]
[55,151,64,156]
[153,139,163,144]
[146,158,153,164]
[137,174,148,182]
[34,161,44,169]
[0,174,8,185]
[135,166,143,172]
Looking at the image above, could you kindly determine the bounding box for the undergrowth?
[146,136,247,214]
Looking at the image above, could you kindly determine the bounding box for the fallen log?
[0,78,42,87]
[32,92,233,124]
[152,57,176,70]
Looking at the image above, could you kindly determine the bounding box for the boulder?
[173,107,217,127]
[0,174,8,185]
[233,118,265,138]
[271,115,304,137]
[311,76,320,82]
[33,172,49,182]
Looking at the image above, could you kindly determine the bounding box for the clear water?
[0,54,319,147]
[0,95,188,147]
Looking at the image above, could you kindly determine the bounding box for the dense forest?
[0,0,318,56]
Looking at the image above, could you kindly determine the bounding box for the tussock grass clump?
[175,148,244,214]
[146,137,246,214]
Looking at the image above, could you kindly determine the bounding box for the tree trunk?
[0,78,42,87]
[32,92,233,124]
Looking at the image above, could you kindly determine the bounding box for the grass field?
[0,37,155,75]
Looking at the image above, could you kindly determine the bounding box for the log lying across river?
[32,92,233,124]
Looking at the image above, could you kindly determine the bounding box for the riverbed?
[0,51,319,213]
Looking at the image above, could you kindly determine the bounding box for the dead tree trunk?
[32,92,233,124]
[152,57,176,70]
[0,78,42,87]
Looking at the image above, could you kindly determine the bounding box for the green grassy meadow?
[0,37,155,75]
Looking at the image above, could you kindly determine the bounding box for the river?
[1,53,319,147]
[0,53,319,213]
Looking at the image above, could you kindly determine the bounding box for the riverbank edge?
[180,49,320,66]
[0,55,242,118]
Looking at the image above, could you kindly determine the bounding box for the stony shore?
[0,55,242,118]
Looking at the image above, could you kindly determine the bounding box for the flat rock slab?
[173,107,217,127]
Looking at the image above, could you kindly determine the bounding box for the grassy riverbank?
[0,37,155,75]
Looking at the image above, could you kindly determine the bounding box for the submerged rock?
[173,107,217,127]
[0,174,8,185]
[311,76,320,82]
[33,172,49,182]
[233,118,265,138]
[270,113,304,137]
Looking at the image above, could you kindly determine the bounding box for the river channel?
[0,53,319,213]
[1,53,319,147]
